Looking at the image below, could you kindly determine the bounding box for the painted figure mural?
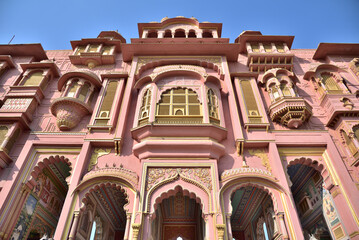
[0,16,358,240]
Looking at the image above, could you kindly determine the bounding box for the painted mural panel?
[10,194,38,240]
[322,189,348,240]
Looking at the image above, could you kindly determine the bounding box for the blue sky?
[0,0,358,50]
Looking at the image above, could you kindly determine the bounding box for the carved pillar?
[216,224,226,240]
[277,212,289,239]
[132,223,141,240]
[85,84,95,104]
[124,213,132,240]
[62,80,73,97]
[196,32,202,38]
[74,79,85,98]
[68,211,80,240]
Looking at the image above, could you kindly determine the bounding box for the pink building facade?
[0,17,358,240]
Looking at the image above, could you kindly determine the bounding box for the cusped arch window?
[19,70,44,87]
[341,126,359,166]
[163,30,172,38]
[174,29,186,38]
[147,30,158,38]
[188,30,196,38]
[156,87,202,124]
[320,72,342,93]
[202,30,213,38]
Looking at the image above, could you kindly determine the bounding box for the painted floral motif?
[248,149,272,172]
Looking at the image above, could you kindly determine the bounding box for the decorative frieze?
[146,167,212,191]
[221,167,275,182]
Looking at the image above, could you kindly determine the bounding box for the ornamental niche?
[261,68,312,128]
[51,71,102,130]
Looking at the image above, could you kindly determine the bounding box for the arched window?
[138,88,152,125]
[280,82,292,97]
[202,31,213,38]
[208,89,219,125]
[321,73,341,92]
[269,83,280,101]
[188,30,196,38]
[147,31,158,38]
[157,88,201,116]
[163,30,172,38]
[78,83,90,102]
[174,29,186,38]
[342,130,357,156]
[20,71,43,86]
[66,80,80,98]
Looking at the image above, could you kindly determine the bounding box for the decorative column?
[158,31,164,38]
[68,211,80,240]
[123,213,132,240]
[74,79,85,98]
[216,224,226,240]
[277,212,289,239]
[132,223,141,240]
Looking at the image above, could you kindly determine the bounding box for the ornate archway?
[150,186,205,240]
[287,158,348,239]
[71,167,138,240]
[9,155,72,240]
[220,174,288,240]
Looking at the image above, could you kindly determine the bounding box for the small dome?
[161,17,169,22]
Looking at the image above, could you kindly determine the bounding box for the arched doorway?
[9,156,72,240]
[77,183,128,240]
[287,164,332,239]
[151,188,205,240]
[230,186,277,240]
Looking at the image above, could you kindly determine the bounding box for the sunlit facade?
[0,16,359,240]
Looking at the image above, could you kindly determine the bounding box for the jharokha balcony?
[50,71,102,130]
[269,97,313,129]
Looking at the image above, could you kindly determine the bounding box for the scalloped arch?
[151,185,204,219]
[30,155,72,184]
[303,63,346,80]
[261,68,295,85]
[57,70,102,91]
[80,182,131,212]
[226,182,279,214]
[288,157,325,173]
[146,177,211,214]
